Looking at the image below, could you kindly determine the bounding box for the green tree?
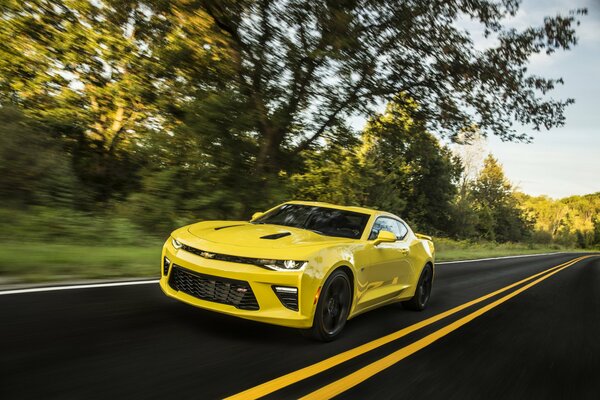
[593,216,600,246]
[0,0,230,199]
[359,100,462,233]
[520,194,569,237]
[124,91,288,229]
[289,99,462,234]
[471,155,530,242]
[198,0,585,172]
[287,135,365,207]
[449,193,481,240]
[448,136,487,239]
[0,107,77,207]
[560,193,600,248]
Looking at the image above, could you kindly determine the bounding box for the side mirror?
[374,230,397,246]
[251,211,264,221]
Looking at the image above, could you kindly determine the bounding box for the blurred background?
[0,0,598,285]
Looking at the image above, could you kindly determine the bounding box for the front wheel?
[402,263,433,311]
[302,270,352,342]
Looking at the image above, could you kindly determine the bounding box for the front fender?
[299,243,366,324]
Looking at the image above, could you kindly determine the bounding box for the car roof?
[285,200,396,218]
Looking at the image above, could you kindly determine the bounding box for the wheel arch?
[335,264,355,299]
[425,260,435,279]
[312,263,356,319]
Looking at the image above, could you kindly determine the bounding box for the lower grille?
[169,265,259,310]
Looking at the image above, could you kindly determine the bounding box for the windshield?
[253,204,370,239]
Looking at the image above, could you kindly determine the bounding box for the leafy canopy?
[290,98,461,234]
[200,0,586,171]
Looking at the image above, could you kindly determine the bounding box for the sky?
[484,0,600,199]
[350,0,600,199]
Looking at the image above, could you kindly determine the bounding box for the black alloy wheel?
[303,270,352,341]
[402,263,433,311]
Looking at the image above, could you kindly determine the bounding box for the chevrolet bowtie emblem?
[200,251,216,258]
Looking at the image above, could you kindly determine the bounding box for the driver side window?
[368,217,402,240]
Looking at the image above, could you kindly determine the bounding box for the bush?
[0,207,163,246]
[0,107,77,207]
[531,230,553,245]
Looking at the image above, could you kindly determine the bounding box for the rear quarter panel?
[404,234,435,298]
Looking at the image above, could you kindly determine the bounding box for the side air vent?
[260,232,292,240]
[272,286,299,311]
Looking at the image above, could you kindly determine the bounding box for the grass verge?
[0,239,590,285]
[0,243,161,283]
[434,237,582,262]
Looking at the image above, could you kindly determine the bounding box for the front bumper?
[160,240,316,329]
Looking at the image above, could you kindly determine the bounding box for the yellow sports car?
[160,201,435,341]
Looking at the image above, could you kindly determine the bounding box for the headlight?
[258,259,307,271]
[172,238,183,249]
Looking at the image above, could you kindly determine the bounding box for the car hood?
[185,221,349,249]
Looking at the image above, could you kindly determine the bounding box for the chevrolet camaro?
[160,201,435,341]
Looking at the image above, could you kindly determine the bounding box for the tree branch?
[202,2,244,47]
[292,71,368,155]
[201,1,249,89]
[292,100,348,155]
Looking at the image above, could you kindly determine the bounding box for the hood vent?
[214,224,244,231]
[260,232,292,240]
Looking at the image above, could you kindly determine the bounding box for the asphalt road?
[1,252,598,399]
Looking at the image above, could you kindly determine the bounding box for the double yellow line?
[226,255,593,400]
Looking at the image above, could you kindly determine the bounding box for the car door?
[359,217,412,306]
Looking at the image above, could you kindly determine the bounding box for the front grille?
[169,265,259,310]
[272,287,299,311]
[180,244,268,269]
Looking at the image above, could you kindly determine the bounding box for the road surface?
[1,252,598,399]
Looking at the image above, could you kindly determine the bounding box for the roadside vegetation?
[0,1,597,284]
[433,239,582,262]
[0,238,584,284]
[0,206,592,284]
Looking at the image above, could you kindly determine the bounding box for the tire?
[302,269,352,342]
[402,263,433,311]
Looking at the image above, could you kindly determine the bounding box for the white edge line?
[0,279,159,296]
[0,252,571,296]
[437,252,565,265]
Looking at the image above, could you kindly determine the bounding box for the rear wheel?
[303,270,352,341]
[402,263,433,311]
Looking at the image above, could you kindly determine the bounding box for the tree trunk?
[255,125,284,174]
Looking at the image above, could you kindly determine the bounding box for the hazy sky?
[484,0,600,198]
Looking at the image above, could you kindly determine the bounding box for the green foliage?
[0,207,157,246]
[0,242,160,283]
[289,99,462,234]
[0,0,596,287]
[469,155,531,242]
[0,107,77,207]
[520,192,600,248]
[0,1,589,205]
[199,0,585,172]
[288,143,366,207]
[448,194,480,240]
[433,237,570,262]
[0,0,230,200]
[123,91,288,231]
[358,101,462,233]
